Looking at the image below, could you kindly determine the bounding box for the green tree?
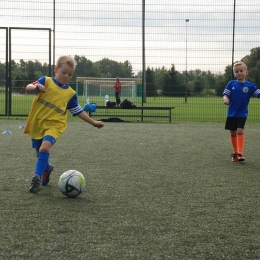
[193,79,204,94]
[242,47,260,86]
[224,65,233,82]
[206,70,217,90]
[14,73,28,90]
[4,46,260,97]
[0,62,6,83]
[122,60,134,78]
[33,60,45,77]
[214,64,234,96]
[94,58,133,78]
[163,64,185,96]
[73,55,94,79]
[27,61,37,82]
[215,74,227,96]
[42,62,50,76]
[154,67,168,95]
[146,67,155,97]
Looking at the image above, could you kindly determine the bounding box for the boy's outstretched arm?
[24,83,46,93]
[77,111,104,128]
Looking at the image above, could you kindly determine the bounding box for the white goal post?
[76,77,141,102]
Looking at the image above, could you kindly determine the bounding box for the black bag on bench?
[120,99,136,109]
[106,101,116,107]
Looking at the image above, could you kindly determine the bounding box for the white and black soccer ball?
[58,170,86,198]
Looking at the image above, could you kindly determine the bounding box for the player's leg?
[230,130,238,162]
[118,92,121,105]
[39,136,55,186]
[29,139,42,193]
[34,145,53,183]
[236,118,246,161]
[225,117,238,162]
[29,136,55,192]
[115,92,120,105]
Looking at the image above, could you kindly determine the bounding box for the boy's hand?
[223,96,229,105]
[93,121,104,129]
[35,84,46,93]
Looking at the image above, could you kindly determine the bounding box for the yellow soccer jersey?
[24,77,75,140]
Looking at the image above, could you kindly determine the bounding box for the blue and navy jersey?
[36,76,83,116]
[223,80,260,118]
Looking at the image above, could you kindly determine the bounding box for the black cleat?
[29,174,41,193]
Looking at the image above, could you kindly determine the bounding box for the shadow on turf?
[27,184,92,203]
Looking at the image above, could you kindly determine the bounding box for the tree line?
[0,47,259,96]
[146,47,260,97]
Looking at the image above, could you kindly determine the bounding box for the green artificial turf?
[0,120,260,259]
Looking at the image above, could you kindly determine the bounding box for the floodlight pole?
[231,0,236,79]
[53,0,56,76]
[142,0,146,106]
[185,19,189,103]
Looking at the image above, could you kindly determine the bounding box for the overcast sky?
[0,0,259,74]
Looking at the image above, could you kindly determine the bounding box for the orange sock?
[237,134,245,154]
[230,136,237,153]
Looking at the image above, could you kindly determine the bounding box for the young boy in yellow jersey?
[24,55,104,193]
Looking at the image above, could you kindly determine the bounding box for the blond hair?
[56,55,76,69]
[233,61,247,71]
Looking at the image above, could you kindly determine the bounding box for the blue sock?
[44,163,51,172]
[35,152,49,178]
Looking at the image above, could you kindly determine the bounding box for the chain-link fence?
[0,0,259,122]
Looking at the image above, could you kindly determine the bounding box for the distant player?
[24,55,104,193]
[223,61,260,162]
[114,77,122,106]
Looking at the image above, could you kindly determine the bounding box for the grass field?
[1,120,260,259]
[1,93,260,123]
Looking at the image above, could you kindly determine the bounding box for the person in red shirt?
[114,77,122,106]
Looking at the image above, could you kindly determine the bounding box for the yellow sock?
[237,134,245,154]
[230,136,237,154]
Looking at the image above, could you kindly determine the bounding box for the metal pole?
[185,19,189,103]
[53,0,55,75]
[142,0,146,107]
[231,0,236,79]
[5,28,8,116]
[49,29,52,76]
[8,28,12,117]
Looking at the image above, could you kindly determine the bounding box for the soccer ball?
[58,170,86,198]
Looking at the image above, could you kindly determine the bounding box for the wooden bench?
[88,106,175,123]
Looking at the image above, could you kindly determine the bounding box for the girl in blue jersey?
[24,55,104,193]
[223,61,260,162]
